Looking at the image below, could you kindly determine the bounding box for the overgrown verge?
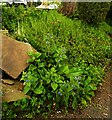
[2,6,112,119]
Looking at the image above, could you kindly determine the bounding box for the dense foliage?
[2,6,111,119]
[77,2,111,25]
[107,2,112,19]
[2,6,111,66]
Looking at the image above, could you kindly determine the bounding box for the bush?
[20,50,104,114]
[107,2,112,19]
[2,5,25,33]
[77,2,111,25]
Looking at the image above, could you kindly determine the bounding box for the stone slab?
[0,33,36,79]
[1,80,30,102]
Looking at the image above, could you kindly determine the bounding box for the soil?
[47,65,112,119]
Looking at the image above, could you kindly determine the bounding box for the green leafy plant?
[19,49,104,115]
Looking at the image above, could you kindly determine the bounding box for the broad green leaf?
[32,56,35,60]
[26,82,31,87]
[57,80,64,83]
[85,95,91,103]
[38,63,44,68]
[28,52,33,56]
[28,75,33,80]
[27,58,34,63]
[47,79,51,84]
[70,67,77,72]
[84,77,91,86]
[81,98,87,107]
[35,59,41,63]
[34,87,43,94]
[35,52,41,58]
[72,97,77,110]
[51,83,58,90]
[24,86,31,94]
[70,67,82,73]
[87,91,95,97]
[67,84,72,91]
[65,92,71,107]
[99,83,102,86]
[62,65,69,74]
[29,64,37,71]
[51,67,56,73]
[74,81,79,88]
[89,85,97,90]
[70,72,82,77]
[85,86,91,92]
[70,76,74,81]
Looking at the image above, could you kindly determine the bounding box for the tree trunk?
[58,2,76,17]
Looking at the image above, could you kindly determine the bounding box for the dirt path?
[49,65,112,119]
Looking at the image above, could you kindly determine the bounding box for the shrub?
[19,50,104,115]
[2,5,25,33]
[77,2,111,25]
[107,2,112,19]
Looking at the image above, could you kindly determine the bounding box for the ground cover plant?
[2,5,112,119]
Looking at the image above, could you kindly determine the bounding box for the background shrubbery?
[107,1,112,18]
[77,2,111,25]
[2,5,112,119]
[2,6,111,66]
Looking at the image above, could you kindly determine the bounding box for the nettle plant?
[20,45,104,114]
